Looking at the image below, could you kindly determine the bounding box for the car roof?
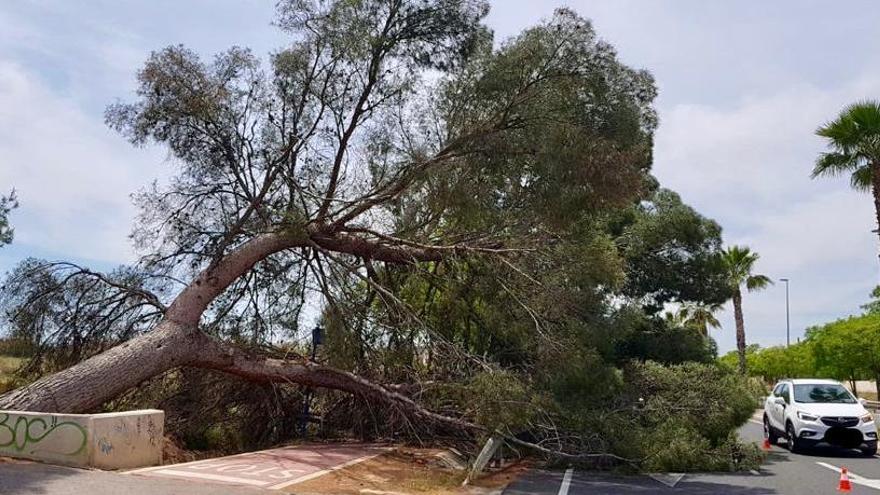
[784,378,842,385]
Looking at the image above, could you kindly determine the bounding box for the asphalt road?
[504,417,880,494]
[0,459,269,495]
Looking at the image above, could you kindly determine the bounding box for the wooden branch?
[190,332,480,432]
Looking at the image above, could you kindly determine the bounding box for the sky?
[1,0,879,353]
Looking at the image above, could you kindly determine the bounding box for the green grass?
[0,355,24,393]
[0,356,23,376]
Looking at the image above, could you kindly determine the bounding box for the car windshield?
[793,384,856,404]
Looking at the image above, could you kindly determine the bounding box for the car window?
[772,383,783,396]
[779,384,790,403]
[793,384,856,404]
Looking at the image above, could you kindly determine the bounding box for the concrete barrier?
[0,409,163,469]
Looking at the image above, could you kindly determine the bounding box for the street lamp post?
[780,278,790,347]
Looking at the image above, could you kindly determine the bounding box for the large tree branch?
[191,333,479,432]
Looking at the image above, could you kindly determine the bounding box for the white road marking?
[149,469,271,486]
[557,467,573,495]
[648,473,685,488]
[816,462,880,490]
[266,452,387,490]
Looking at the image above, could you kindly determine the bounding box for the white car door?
[772,383,790,428]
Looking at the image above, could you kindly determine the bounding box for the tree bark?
[872,161,880,268]
[0,229,480,434]
[0,321,197,412]
[733,287,747,375]
[875,371,880,400]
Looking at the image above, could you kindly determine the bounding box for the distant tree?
[677,302,723,336]
[813,101,880,264]
[721,246,771,374]
[0,191,16,247]
[862,285,880,315]
[807,314,880,397]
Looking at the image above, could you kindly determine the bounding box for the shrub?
[623,361,762,471]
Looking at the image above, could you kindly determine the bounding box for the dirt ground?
[285,448,527,495]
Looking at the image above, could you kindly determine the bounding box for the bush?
[623,361,762,471]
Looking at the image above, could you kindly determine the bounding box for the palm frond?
[811,151,860,179]
[746,274,772,292]
[850,165,874,192]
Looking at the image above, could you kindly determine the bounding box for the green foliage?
[617,189,731,311]
[814,100,880,191]
[610,362,761,472]
[808,313,880,386]
[614,310,718,365]
[720,343,816,382]
[720,246,771,293]
[628,362,757,445]
[0,191,16,248]
[0,355,24,394]
[862,285,880,314]
[428,8,657,238]
[629,362,762,471]
[466,370,546,433]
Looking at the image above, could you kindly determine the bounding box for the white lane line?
[816,462,880,490]
[266,451,387,490]
[557,468,573,495]
[149,470,271,486]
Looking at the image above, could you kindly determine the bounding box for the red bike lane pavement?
[127,443,389,490]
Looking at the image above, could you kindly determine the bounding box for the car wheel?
[763,415,779,445]
[862,443,877,457]
[786,423,802,454]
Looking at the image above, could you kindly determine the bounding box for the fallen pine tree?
[0,1,760,472]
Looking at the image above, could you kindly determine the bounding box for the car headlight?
[797,411,819,422]
[861,413,874,424]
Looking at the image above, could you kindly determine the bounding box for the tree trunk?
[871,161,880,268]
[0,321,197,412]
[0,231,478,434]
[733,287,747,374]
[875,371,880,400]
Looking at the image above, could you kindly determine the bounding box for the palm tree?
[678,302,723,336]
[721,246,772,374]
[813,101,880,264]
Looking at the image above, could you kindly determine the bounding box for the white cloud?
[0,61,162,264]
[654,75,880,352]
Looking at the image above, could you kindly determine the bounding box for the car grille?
[820,416,860,427]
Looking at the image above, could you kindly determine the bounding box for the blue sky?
[1,1,879,353]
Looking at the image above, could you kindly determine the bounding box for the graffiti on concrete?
[98,437,113,454]
[0,413,87,456]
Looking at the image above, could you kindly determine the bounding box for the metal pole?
[299,326,324,438]
[780,278,790,347]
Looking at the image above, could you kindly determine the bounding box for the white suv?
[763,379,877,455]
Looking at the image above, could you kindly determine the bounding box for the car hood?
[796,402,867,417]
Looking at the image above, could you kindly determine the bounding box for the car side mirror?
[773,396,786,406]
